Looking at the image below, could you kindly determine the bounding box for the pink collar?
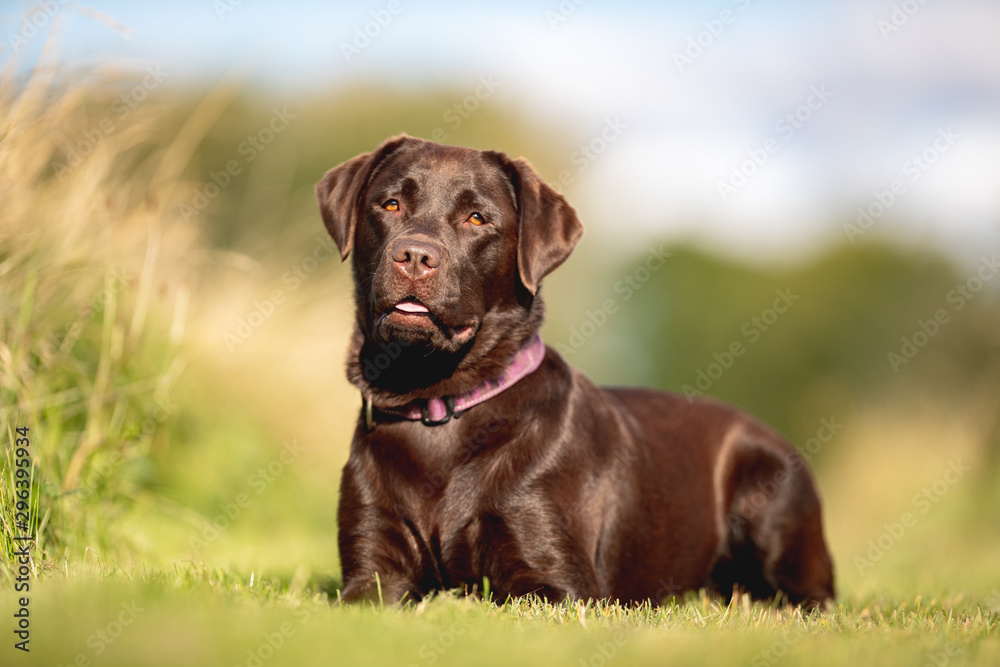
[363,334,546,428]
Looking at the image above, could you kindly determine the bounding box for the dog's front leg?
[337,463,429,605]
[337,509,427,605]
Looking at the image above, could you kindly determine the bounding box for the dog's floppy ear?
[315,134,412,260]
[501,156,584,295]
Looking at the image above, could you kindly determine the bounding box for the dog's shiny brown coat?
[316,135,834,606]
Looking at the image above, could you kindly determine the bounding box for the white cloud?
[19,0,1000,260]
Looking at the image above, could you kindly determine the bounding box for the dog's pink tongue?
[395,300,429,313]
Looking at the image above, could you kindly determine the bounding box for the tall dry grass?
[0,38,230,565]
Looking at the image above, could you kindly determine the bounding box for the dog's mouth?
[386,298,434,329]
[379,298,477,346]
[393,298,430,315]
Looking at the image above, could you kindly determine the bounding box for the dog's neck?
[346,296,546,408]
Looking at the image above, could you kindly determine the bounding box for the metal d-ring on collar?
[421,394,460,426]
[363,394,461,429]
[364,395,374,432]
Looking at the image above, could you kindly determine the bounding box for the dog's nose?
[392,239,441,280]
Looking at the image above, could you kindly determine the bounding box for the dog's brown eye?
[468,212,485,225]
[382,199,399,212]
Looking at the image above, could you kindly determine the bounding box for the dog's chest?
[376,416,557,593]
[404,462,531,590]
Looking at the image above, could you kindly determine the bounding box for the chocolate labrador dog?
[316,134,834,607]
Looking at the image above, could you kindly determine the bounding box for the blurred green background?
[5,66,999,596]
[2,2,1000,665]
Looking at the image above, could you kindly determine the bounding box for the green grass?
[4,561,998,667]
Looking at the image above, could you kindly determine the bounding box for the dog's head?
[316,135,582,395]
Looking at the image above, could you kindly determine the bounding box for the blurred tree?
[602,242,1000,458]
[164,85,570,250]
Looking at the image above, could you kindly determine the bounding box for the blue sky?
[5,0,1000,263]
